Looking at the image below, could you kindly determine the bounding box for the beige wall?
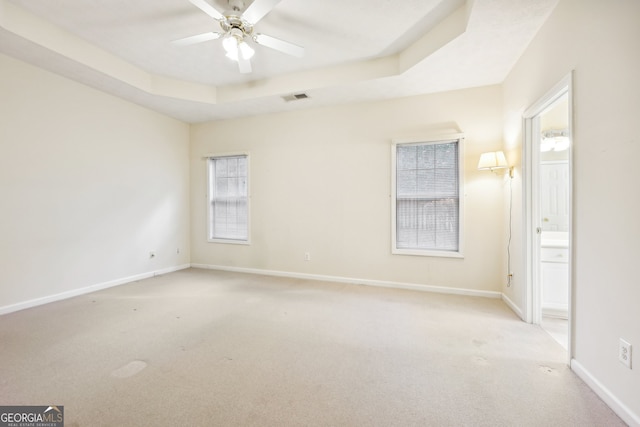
[1,1,638,420]
[503,0,640,422]
[0,53,191,311]
[191,85,506,293]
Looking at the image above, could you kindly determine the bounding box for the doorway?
[523,74,573,359]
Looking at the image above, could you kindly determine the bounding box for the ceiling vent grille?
[282,93,309,102]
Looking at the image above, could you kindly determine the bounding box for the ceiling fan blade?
[189,0,224,20]
[241,0,282,24]
[172,32,221,46]
[254,33,305,58]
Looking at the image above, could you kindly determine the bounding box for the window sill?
[208,238,251,245]
[392,248,464,258]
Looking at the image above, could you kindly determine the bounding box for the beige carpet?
[0,268,625,426]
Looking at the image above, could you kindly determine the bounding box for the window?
[392,136,463,257]
[208,154,249,243]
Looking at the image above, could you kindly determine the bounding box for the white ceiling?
[0,0,558,123]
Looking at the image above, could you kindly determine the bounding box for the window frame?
[391,135,464,258]
[207,153,251,245]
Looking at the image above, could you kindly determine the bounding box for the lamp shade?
[222,28,254,62]
[477,151,508,171]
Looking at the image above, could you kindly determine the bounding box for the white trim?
[0,264,191,315]
[501,293,524,320]
[522,72,574,362]
[191,263,502,299]
[571,359,640,427]
[392,133,466,145]
[392,248,464,258]
[201,151,251,160]
[391,134,465,258]
[523,74,573,118]
[541,305,568,319]
[206,153,251,245]
[523,114,540,324]
[207,238,251,245]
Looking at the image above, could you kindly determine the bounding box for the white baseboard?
[0,264,191,315]
[571,359,640,427]
[190,263,502,299]
[501,293,524,320]
[541,305,568,319]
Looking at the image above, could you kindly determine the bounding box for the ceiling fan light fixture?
[180,0,305,73]
[223,28,254,62]
[541,129,570,152]
[224,40,255,61]
[222,35,237,55]
[238,41,255,59]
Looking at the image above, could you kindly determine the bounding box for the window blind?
[208,155,248,241]
[395,140,459,252]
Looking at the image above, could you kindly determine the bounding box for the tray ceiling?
[0,0,558,122]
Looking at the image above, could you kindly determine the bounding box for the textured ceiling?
[0,0,558,123]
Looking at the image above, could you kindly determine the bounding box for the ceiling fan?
[173,0,305,74]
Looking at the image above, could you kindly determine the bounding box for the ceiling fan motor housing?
[220,16,253,39]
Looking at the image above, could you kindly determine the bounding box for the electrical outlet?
[619,338,632,369]
[304,252,311,261]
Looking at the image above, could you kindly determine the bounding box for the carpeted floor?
[0,268,625,426]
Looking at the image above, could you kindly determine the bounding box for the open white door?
[523,73,573,362]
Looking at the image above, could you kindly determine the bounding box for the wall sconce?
[478,151,514,178]
[478,150,515,287]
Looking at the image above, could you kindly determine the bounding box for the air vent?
[282,93,309,102]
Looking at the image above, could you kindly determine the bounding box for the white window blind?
[393,139,462,255]
[208,155,249,242]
